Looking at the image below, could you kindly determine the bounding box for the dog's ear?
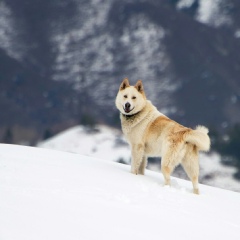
[134,80,144,93]
[120,78,130,90]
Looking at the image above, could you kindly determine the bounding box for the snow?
[199,152,240,192]
[38,124,240,193]
[37,125,130,163]
[119,14,177,110]
[0,1,24,60]
[177,0,195,9]
[177,0,233,28]
[50,2,176,113]
[50,0,113,83]
[0,143,240,240]
[196,0,232,27]
[235,29,240,38]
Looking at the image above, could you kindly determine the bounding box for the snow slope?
[38,124,240,192]
[1,144,240,240]
[37,125,130,163]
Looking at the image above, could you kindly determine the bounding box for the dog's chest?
[121,116,151,142]
[123,124,145,142]
[121,111,165,156]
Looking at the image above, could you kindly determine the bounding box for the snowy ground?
[37,125,130,163]
[37,124,240,192]
[1,144,240,240]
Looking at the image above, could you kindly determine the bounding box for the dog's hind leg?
[161,145,182,186]
[161,164,173,186]
[161,154,175,186]
[182,147,200,194]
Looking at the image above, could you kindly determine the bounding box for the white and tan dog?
[115,78,210,194]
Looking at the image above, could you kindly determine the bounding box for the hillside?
[0,144,240,240]
[1,0,240,143]
[37,124,240,192]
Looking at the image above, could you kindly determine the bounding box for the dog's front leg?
[131,143,144,175]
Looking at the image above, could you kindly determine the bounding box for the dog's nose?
[125,102,131,109]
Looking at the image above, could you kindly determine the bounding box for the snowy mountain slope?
[0,2,24,60]
[50,0,176,113]
[1,144,240,240]
[37,124,240,193]
[177,0,232,27]
[37,125,130,163]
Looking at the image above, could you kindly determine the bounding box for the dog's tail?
[185,125,211,152]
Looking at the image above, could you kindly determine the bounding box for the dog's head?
[115,78,147,115]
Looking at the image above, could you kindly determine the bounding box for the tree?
[215,124,240,179]
[3,128,13,144]
[43,129,53,140]
[80,114,96,128]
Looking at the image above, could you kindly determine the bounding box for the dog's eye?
[132,96,136,99]
[124,95,127,98]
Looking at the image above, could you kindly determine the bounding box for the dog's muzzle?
[124,102,133,113]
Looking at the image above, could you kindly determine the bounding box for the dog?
[115,78,210,194]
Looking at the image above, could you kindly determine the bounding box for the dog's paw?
[131,169,138,175]
[193,188,199,195]
[163,179,171,186]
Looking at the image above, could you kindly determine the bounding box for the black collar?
[122,111,140,119]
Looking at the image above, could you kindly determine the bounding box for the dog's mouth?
[123,106,134,114]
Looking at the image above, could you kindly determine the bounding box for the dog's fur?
[115,78,210,194]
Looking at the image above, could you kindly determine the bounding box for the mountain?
[1,0,240,143]
[37,124,240,192]
[37,125,130,163]
[1,144,240,240]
